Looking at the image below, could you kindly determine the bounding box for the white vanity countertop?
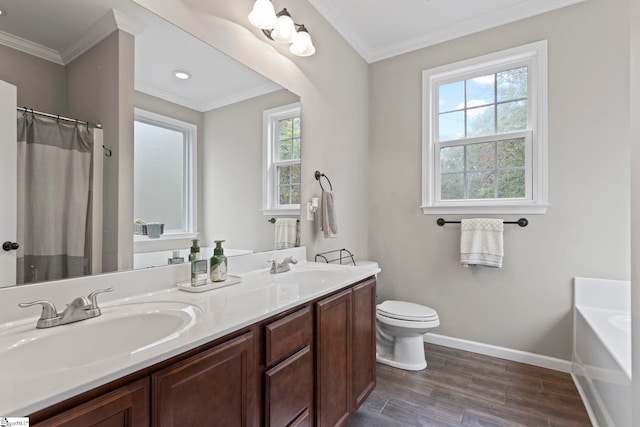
[1,261,380,416]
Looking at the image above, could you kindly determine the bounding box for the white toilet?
[376,300,440,371]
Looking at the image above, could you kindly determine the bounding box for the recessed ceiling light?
[173,70,191,80]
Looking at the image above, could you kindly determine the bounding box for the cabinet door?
[152,331,256,427]
[33,378,149,427]
[351,278,376,410]
[265,346,313,426]
[316,289,352,427]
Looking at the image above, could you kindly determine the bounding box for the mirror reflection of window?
[263,102,301,214]
[134,109,196,234]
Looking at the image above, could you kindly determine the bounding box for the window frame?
[421,41,548,214]
[133,108,197,239]
[262,102,302,216]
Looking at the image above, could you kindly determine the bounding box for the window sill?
[420,204,548,215]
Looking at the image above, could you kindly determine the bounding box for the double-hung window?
[422,41,548,214]
[262,102,302,215]
[134,108,196,236]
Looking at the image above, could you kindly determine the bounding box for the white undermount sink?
[0,301,202,379]
[269,263,354,285]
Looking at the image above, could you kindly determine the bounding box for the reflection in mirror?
[0,0,300,288]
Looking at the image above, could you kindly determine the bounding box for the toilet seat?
[377,300,438,322]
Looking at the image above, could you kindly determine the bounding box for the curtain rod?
[17,107,102,129]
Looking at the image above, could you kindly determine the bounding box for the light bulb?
[270,9,296,44]
[290,27,316,57]
[248,0,277,30]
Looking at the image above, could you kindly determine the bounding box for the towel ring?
[315,171,333,191]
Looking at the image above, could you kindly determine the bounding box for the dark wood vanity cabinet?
[31,276,376,427]
[316,277,377,427]
[152,331,257,427]
[32,378,150,427]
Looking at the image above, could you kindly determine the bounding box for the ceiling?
[0,0,588,106]
[307,0,586,63]
[0,0,281,112]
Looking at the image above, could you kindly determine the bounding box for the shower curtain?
[16,113,93,284]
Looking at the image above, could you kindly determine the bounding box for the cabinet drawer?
[265,346,313,427]
[265,306,312,366]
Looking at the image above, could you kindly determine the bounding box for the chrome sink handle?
[18,300,61,328]
[87,287,114,309]
[18,300,59,319]
[267,260,278,274]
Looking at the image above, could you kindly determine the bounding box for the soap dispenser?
[189,238,200,262]
[210,240,228,282]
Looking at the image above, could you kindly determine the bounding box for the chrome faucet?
[19,288,113,329]
[268,256,298,274]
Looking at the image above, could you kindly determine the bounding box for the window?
[422,41,548,214]
[262,102,302,215]
[134,108,196,235]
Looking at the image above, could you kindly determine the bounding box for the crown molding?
[309,0,586,63]
[136,81,283,112]
[61,9,146,64]
[0,30,63,65]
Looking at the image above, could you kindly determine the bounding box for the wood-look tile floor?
[347,343,591,427]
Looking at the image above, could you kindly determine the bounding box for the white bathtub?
[573,277,631,427]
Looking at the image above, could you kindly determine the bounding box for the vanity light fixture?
[173,70,191,80]
[248,1,316,57]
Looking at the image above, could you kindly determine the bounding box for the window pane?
[291,184,301,204]
[278,165,290,184]
[467,171,495,199]
[134,121,184,230]
[497,169,525,198]
[440,146,464,173]
[292,138,301,160]
[466,74,495,107]
[441,173,464,200]
[497,100,527,133]
[279,118,293,140]
[439,110,464,141]
[467,142,495,171]
[497,138,525,168]
[497,67,528,102]
[293,117,301,138]
[278,140,292,160]
[291,164,300,184]
[466,105,495,137]
[438,81,464,113]
[279,185,290,205]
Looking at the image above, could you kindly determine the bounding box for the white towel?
[460,218,504,268]
[274,218,298,249]
[321,190,338,238]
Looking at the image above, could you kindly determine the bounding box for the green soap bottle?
[210,240,228,282]
[189,238,200,262]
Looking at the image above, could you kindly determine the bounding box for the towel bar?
[436,218,528,227]
[268,218,300,224]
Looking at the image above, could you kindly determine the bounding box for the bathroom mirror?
[0,0,301,287]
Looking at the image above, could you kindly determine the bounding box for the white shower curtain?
[16,112,93,284]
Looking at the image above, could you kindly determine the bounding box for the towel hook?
[314,170,333,191]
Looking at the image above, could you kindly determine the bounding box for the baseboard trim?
[423,333,572,373]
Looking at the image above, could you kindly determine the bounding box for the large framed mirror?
[0,0,301,288]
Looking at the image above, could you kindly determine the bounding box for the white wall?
[132,0,370,263]
[201,89,300,253]
[369,0,630,360]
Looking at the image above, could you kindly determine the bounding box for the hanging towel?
[460,218,504,268]
[321,190,338,238]
[274,218,299,249]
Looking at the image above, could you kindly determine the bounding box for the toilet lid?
[377,300,438,321]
